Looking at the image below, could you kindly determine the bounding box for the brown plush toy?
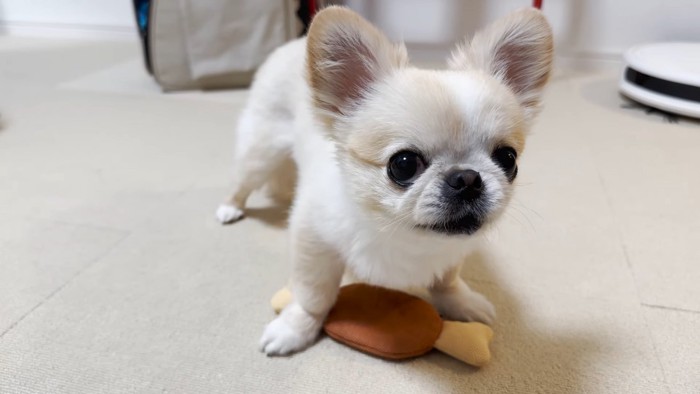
[270,283,494,367]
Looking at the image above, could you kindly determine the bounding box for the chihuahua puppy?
[217,6,552,355]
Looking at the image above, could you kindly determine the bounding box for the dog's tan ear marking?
[307,6,408,123]
[449,8,553,121]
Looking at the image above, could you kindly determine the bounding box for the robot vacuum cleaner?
[619,42,700,119]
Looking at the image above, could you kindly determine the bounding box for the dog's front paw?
[216,204,244,224]
[259,304,322,356]
[431,287,496,325]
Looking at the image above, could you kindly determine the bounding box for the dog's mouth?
[417,212,483,236]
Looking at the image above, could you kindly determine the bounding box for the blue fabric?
[135,0,150,32]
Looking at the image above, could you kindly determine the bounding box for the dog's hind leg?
[265,156,297,206]
[216,111,294,224]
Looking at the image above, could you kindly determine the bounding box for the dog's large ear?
[449,8,553,122]
[307,6,408,126]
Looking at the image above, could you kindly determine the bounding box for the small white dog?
[217,6,552,355]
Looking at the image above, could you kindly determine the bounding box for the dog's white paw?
[259,304,322,356]
[216,204,244,224]
[431,286,496,325]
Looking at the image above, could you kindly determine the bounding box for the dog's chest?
[340,226,471,289]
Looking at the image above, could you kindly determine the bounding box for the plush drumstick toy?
[270,283,494,367]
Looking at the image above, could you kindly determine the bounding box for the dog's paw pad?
[216,204,244,224]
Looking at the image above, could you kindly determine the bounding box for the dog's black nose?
[445,169,482,198]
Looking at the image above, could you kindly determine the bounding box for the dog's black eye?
[388,151,426,186]
[492,146,517,180]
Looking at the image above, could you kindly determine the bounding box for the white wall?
[2,0,700,66]
[344,0,700,67]
[0,0,136,39]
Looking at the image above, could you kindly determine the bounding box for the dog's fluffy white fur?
[217,7,553,355]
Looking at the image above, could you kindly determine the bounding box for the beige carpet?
[1,36,699,393]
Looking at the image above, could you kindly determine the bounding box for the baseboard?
[556,50,623,74]
[0,23,626,74]
[0,21,137,41]
[407,41,624,74]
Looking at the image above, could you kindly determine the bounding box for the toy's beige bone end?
[270,287,293,314]
[434,321,493,367]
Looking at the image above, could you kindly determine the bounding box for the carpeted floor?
[0,36,698,393]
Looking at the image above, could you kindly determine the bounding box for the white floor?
[1,37,699,394]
